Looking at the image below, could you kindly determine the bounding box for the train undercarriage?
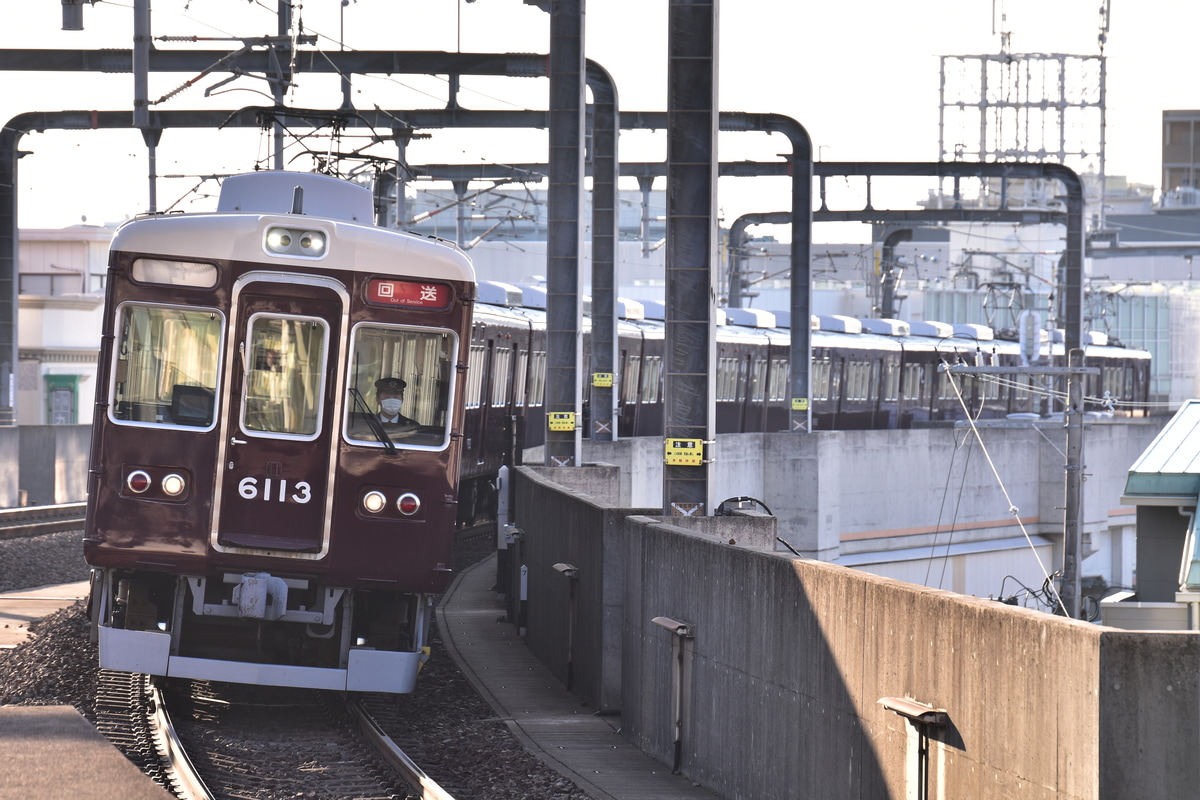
[88,566,431,693]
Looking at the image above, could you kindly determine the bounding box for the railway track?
[14,509,492,797]
[92,670,211,799]
[0,501,86,539]
[94,671,456,800]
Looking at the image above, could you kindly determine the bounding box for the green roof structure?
[1123,401,1200,505]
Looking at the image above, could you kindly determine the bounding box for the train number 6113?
[237,476,313,504]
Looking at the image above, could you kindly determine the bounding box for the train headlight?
[265,229,293,251]
[126,470,152,494]
[265,226,327,258]
[362,491,387,514]
[161,473,186,497]
[298,231,326,256]
[396,492,420,516]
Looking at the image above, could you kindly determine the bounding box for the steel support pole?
[544,0,585,467]
[663,0,718,515]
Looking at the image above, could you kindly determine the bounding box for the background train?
[456,280,1152,524]
[84,171,476,693]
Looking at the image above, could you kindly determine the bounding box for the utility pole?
[947,359,1096,619]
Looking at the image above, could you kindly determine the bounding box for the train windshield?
[241,314,329,437]
[110,303,223,429]
[345,324,457,449]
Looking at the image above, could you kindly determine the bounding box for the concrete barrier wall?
[17,424,90,506]
[0,424,89,508]
[0,428,20,507]
[618,515,1110,798]
[510,461,1200,799]
[512,465,658,710]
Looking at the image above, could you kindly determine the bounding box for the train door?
[212,274,347,556]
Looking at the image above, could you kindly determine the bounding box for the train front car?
[83,172,475,693]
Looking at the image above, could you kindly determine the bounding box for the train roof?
[721,307,777,328]
[112,172,476,285]
[216,172,374,222]
[859,318,911,336]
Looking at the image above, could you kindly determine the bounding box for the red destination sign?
[367,279,450,309]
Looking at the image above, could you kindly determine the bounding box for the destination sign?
[366,279,450,309]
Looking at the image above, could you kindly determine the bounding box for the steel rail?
[149,679,215,800]
[348,698,457,800]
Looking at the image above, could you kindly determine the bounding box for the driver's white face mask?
[381,398,403,415]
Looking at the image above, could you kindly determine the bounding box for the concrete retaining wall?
[561,420,1164,597]
[509,436,1200,799]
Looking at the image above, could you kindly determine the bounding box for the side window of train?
[812,357,831,402]
[845,359,869,401]
[642,356,663,404]
[242,314,327,437]
[465,344,487,409]
[513,348,529,408]
[903,363,923,401]
[344,323,459,449]
[621,355,641,404]
[750,358,767,402]
[529,350,547,406]
[491,347,512,407]
[110,303,224,429]
[717,356,737,402]
[882,361,900,403]
[768,358,788,403]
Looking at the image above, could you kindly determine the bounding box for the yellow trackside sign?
[664,438,704,465]
[548,412,576,431]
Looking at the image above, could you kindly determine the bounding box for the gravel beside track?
[0,529,591,800]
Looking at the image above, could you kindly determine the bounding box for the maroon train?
[84,171,475,693]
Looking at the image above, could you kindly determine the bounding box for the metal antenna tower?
[938,5,1109,230]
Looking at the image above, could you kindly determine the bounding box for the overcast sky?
[1,0,1192,238]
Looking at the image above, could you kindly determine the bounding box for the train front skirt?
[90,568,430,694]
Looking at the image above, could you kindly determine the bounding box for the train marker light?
[362,491,387,514]
[161,473,186,497]
[126,470,152,494]
[397,492,420,516]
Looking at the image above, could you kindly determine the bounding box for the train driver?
[374,376,418,426]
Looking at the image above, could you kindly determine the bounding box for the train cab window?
[345,324,458,449]
[110,303,223,429]
[242,315,328,438]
